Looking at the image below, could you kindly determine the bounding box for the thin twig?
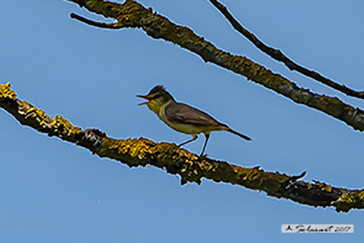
[70,13,122,29]
[209,0,364,99]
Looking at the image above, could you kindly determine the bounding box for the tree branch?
[1,82,363,212]
[209,0,364,99]
[67,0,364,132]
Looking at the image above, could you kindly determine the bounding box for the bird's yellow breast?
[146,99,223,135]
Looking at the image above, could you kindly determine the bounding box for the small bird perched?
[137,85,251,156]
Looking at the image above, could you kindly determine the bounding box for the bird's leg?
[200,133,210,156]
[178,134,198,147]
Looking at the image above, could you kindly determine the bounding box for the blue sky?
[1,0,363,242]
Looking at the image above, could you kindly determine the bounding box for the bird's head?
[137,85,175,114]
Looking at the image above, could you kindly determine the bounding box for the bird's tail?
[227,128,252,141]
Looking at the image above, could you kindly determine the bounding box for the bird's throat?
[147,99,172,117]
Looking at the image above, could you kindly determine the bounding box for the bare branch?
[209,0,364,99]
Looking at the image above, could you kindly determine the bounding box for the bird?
[137,85,251,156]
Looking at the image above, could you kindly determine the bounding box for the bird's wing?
[165,103,224,127]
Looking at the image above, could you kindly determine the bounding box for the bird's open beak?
[136,94,151,106]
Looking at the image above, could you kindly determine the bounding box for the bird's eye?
[153,94,161,99]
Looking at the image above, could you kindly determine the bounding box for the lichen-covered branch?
[1,82,363,212]
[68,0,364,132]
[209,0,364,99]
